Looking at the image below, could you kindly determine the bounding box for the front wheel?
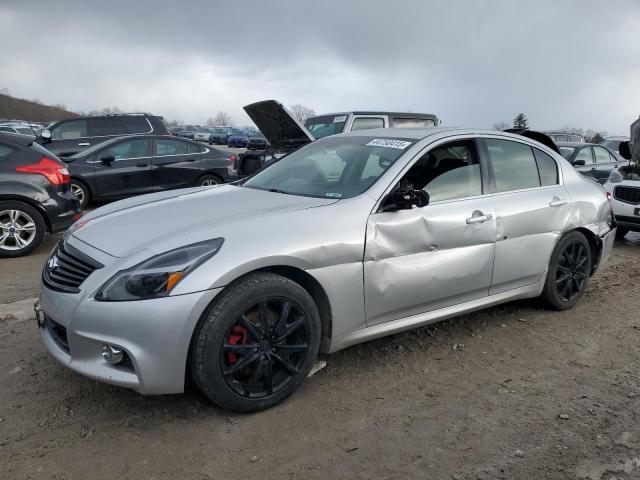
[190,273,321,412]
[541,231,592,310]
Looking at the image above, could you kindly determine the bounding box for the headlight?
[95,238,223,301]
[609,169,623,183]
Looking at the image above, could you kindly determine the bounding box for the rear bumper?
[45,190,81,233]
[596,227,616,270]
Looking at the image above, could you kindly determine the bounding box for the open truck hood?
[630,117,640,163]
[243,100,315,151]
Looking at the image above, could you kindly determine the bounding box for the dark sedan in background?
[208,128,231,145]
[557,142,622,184]
[65,135,237,207]
[227,129,249,147]
[0,133,80,257]
[246,131,270,150]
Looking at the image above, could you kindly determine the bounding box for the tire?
[70,179,90,208]
[615,226,629,240]
[540,231,592,311]
[190,272,321,412]
[197,174,221,187]
[0,201,46,258]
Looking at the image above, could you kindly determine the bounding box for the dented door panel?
[490,186,570,294]
[364,197,496,326]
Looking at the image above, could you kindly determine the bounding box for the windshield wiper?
[268,188,289,194]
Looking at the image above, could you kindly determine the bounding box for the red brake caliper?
[226,325,248,364]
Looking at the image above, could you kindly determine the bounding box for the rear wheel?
[197,174,221,187]
[0,201,46,258]
[70,179,90,208]
[541,231,592,310]
[190,273,321,412]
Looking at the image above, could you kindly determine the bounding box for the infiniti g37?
[37,128,616,412]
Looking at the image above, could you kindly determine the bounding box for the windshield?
[602,139,623,150]
[304,115,348,139]
[243,135,414,199]
[16,127,35,135]
[558,147,576,159]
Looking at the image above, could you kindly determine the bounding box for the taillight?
[228,154,237,169]
[16,157,70,186]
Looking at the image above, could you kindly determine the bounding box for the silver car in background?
[36,127,616,412]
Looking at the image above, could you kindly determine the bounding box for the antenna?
[22,116,38,138]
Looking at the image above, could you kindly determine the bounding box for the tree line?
[493,113,608,143]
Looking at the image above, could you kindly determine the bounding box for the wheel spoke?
[274,343,308,354]
[258,300,269,325]
[556,273,570,285]
[14,234,26,248]
[16,222,35,232]
[222,352,260,375]
[223,343,259,355]
[559,280,571,299]
[277,316,305,341]
[575,255,587,269]
[9,210,18,223]
[0,232,9,246]
[272,352,299,376]
[263,355,273,395]
[238,314,263,341]
[247,358,266,387]
[276,301,291,336]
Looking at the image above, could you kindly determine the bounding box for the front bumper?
[38,279,222,394]
[610,198,640,231]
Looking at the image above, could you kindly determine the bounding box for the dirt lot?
[1,236,639,480]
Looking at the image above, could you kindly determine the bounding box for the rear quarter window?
[90,117,127,136]
[187,142,205,153]
[0,144,15,158]
[533,148,559,186]
[124,117,152,134]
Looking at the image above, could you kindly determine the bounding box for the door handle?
[549,199,568,207]
[78,142,90,146]
[466,213,492,224]
[136,163,148,167]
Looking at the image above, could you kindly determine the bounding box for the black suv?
[0,133,81,257]
[38,113,169,158]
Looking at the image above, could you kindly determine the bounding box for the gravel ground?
[0,234,639,480]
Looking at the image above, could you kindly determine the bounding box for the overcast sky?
[1,0,639,133]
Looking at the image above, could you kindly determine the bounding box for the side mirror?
[573,159,586,166]
[381,188,429,212]
[100,155,115,166]
[40,129,52,143]
[619,141,631,160]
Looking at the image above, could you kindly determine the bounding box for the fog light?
[101,344,124,364]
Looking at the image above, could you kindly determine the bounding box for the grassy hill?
[0,93,78,122]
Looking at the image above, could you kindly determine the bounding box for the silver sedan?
[37,128,616,411]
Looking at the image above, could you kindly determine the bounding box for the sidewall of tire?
[191,273,321,412]
[0,201,46,258]
[71,179,90,208]
[541,230,592,311]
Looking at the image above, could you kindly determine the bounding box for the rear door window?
[90,117,126,136]
[485,139,541,192]
[187,142,205,153]
[155,138,188,155]
[350,117,385,132]
[124,117,152,134]
[51,120,87,140]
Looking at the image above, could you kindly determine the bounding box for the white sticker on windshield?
[366,139,412,150]
[333,115,347,123]
[326,192,343,198]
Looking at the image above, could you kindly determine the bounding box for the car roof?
[309,111,437,118]
[0,131,35,146]
[556,142,595,147]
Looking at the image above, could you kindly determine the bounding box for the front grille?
[614,186,640,204]
[42,240,103,293]
[45,316,69,353]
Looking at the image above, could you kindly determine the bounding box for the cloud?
[1,0,639,133]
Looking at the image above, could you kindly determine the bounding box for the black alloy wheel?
[541,231,592,310]
[220,298,311,398]
[190,272,321,412]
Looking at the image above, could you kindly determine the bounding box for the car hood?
[72,185,337,257]
[243,99,314,150]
